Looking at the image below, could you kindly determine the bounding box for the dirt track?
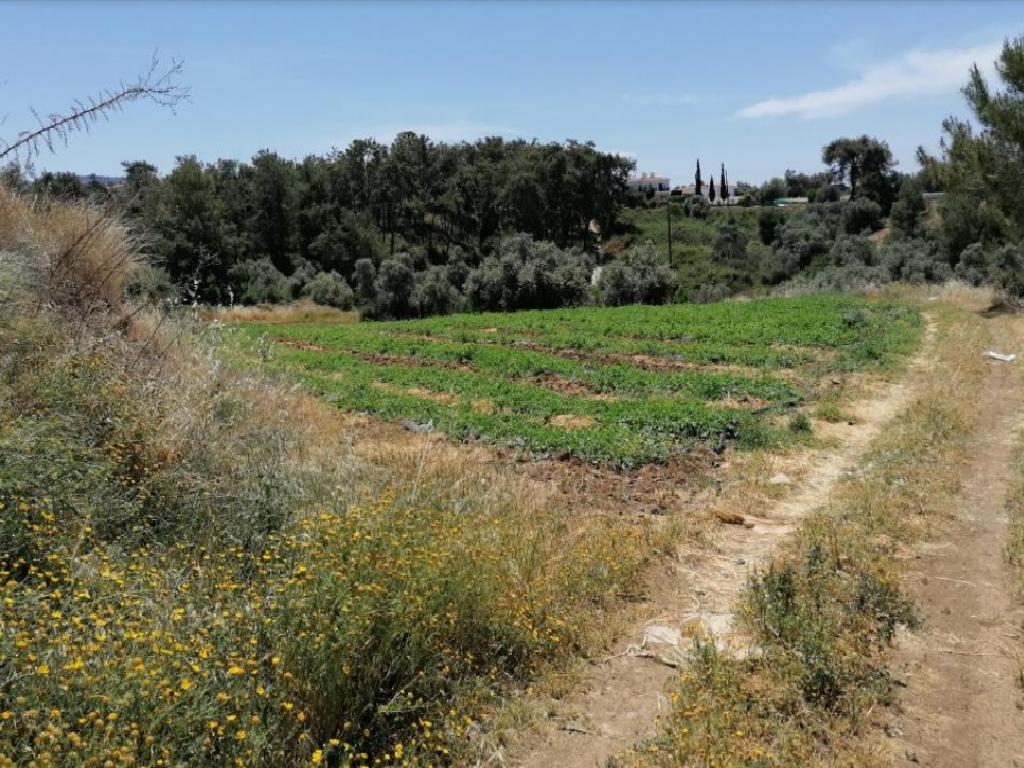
[888,314,1024,768]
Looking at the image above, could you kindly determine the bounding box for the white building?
[627,171,671,198]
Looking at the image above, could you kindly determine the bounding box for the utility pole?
[666,199,674,267]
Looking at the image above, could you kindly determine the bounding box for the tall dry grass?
[200,300,360,325]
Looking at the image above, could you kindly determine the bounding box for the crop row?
[261,345,782,465]
[237,323,801,403]
[394,295,919,351]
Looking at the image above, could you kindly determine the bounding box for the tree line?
[7,134,635,310]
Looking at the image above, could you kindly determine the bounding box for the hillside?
[604,203,775,298]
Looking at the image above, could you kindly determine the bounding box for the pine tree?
[720,163,728,203]
[708,176,716,203]
[695,159,703,197]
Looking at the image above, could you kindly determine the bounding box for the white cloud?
[737,40,1002,119]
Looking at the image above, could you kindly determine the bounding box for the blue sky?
[3,1,1021,184]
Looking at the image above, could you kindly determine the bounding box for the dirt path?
[513,322,937,768]
[888,317,1024,768]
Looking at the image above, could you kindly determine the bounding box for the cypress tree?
[695,159,703,197]
[709,176,716,203]
[720,163,728,203]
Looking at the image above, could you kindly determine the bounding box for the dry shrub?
[936,279,998,313]
[0,186,140,320]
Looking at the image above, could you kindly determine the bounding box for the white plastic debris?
[984,351,1017,363]
[641,625,682,648]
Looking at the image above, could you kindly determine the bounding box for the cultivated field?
[231,296,920,465]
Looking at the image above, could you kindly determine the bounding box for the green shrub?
[840,197,882,235]
[681,194,711,219]
[691,282,732,304]
[829,234,876,267]
[596,242,677,306]
[123,262,178,303]
[412,265,465,316]
[787,412,812,434]
[712,220,750,266]
[465,233,593,312]
[303,270,355,309]
[370,253,416,319]
[228,257,290,304]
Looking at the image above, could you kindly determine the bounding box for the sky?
[2,0,1022,185]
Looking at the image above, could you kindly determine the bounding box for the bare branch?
[0,53,189,163]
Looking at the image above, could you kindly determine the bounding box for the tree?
[682,194,710,219]
[26,127,636,310]
[708,176,716,203]
[247,150,298,273]
[720,163,728,204]
[829,234,876,268]
[822,135,897,209]
[695,159,703,197]
[352,258,377,308]
[889,176,928,240]
[412,265,463,316]
[0,163,25,191]
[712,220,748,265]
[757,178,787,205]
[758,208,784,245]
[33,171,85,199]
[371,254,416,319]
[920,36,1024,247]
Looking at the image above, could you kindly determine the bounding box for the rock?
[402,419,434,433]
[642,625,682,648]
[768,473,792,486]
[713,508,746,525]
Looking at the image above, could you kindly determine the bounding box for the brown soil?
[386,329,792,377]
[886,317,1024,768]
[274,338,327,352]
[530,373,605,398]
[511,320,936,768]
[361,351,473,372]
